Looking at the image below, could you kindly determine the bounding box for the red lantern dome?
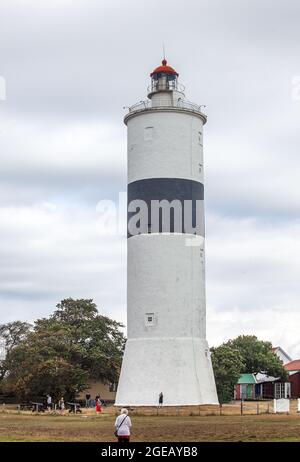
[150,59,179,77]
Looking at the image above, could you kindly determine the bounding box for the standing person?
[58,397,65,414]
[115,408,132,443]
[85,393,91,408]
[95,397,102,414]
[159,392,163,407]
[46,394,52,412]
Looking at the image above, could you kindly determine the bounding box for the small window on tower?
[144,126,154,141]
[145,313,155,326]
[198,131,203,146]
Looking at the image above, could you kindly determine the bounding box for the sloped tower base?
[115,337,218,406]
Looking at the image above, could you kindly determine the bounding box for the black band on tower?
[127,178,204,238]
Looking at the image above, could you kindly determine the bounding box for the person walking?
[159,392,163,407]
[95,397,102,414]
[85,393,91,408]
[46,394,52,412]
[58,397,65,414]
[115,408,132,443]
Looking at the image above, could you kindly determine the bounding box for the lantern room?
[148,59,179,94]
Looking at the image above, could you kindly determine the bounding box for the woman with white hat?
[114,408,132,442]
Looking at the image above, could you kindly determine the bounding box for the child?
[59,397,65,414]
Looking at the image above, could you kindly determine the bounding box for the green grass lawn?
[0,412,300,442]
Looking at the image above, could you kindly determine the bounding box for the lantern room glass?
[150,72,178,93]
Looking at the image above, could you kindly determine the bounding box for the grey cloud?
[0,0,300,356]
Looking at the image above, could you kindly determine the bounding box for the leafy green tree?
[35,298,126,383]
[211,335,288,403]
[211,345,245,403]
[0,321,32,380]
[0,321,32,353]
[224,335,287,380]
[2,299,126,401]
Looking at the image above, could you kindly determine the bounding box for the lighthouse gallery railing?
[127,99,206,115]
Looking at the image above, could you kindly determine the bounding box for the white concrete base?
[115,337,219,406]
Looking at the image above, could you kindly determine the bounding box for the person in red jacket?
[95,396,102,414]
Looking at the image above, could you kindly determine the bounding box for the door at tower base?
[115,337,218,406]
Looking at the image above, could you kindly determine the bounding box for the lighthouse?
[115,59,218,406]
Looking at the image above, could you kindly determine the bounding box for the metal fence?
[127,99,206,115]
[1,399,299,417]
[119,400,300,417]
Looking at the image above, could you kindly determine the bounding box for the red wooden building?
[234,373,290,400]
[285,360,300,398]
[234,347,300,400]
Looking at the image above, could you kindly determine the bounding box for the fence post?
[241,400,243,416]
[257,402,259,415]
[220,404,222,416]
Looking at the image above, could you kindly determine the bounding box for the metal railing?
[127,99,206,115]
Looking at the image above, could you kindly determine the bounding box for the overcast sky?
[0,0,300,358]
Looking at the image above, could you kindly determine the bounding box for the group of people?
[44,391,164,442]
[85,393,103,413]
[45,395,65,413]
[46,393,103,414]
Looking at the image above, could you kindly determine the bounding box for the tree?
[0,321,32,381]
[224,335,287,380]
[2,299,126,401]
[0,321,32,353]
[211,345,245,403]
[211,335,288,403]
[35,298,126,383]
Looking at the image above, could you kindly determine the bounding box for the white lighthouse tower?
[115,59,218,406]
